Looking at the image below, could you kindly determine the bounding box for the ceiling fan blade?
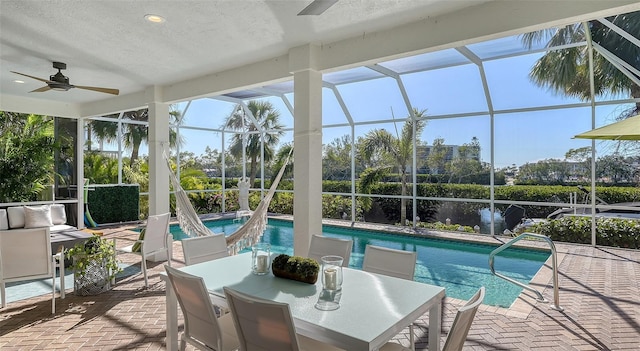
[75,85,120,95]
[30,86,52,93]
[11,71,51,83]
[297,0,338,16]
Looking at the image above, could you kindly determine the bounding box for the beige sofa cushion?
[50,204,67,225]
[0,209,8,230]
[7,206,25,229]
[24,205,53,228]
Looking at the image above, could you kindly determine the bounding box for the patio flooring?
[1,221,638,351]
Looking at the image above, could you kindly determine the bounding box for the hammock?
[164,149,292,255]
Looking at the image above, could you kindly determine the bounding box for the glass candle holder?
[315,255,344,311]
[320,255,343,291]
[251,243,271,275]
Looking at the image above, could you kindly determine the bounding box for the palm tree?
[270,143,294,183]
[359,108,427,225]
[224,101,284,185]
[89,107,183,167]
[521,12,640,115]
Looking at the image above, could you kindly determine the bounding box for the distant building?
[415,144,481,174]
[418,144,481,162]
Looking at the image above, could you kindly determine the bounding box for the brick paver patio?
[1,222,638,350]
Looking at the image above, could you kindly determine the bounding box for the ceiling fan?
[297,0,338,16]
[11,61,119,95]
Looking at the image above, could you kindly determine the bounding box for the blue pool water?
[170,218,550,307]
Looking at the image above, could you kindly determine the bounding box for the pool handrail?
[488,232,563,311]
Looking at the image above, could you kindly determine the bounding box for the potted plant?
[66,235,121,296]
[271,254,319,284]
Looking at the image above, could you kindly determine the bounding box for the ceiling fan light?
[48,81,71,91]
[144,14,166,23]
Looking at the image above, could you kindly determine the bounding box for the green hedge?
[181,181,640,224]
[531,216,640,249]
[88,185,139,224]
[379,172,506,185]
[363,183,640,221]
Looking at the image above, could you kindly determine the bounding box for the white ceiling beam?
[79,90,149,117]
[0,94,81,118]
[161,54,291,104]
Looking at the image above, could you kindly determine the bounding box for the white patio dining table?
[161,252,445,351]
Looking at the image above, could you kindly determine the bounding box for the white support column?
[290,45,323,257]
[148,102,170,216]
[76,117,85,229]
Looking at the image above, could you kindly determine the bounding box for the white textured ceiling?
[1,0,638,116]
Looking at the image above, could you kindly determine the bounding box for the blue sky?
[168,51,630,169]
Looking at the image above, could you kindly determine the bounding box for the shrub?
[416,221,475,233]
[531,217,640,249]
[322,195,365,220]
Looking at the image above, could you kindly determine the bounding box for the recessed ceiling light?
[144,14,166,23]
[13,79,25,84]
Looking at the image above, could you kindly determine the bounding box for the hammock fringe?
[164,149,292,255]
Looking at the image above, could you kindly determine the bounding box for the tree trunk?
[631,84,640,114]
[130,143,140,167]
[249,157,258,185]
[400,170,407,226]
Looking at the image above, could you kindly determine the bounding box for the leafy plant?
[272,253,319,278]
[66,235,122,281]
[0,112,61,202]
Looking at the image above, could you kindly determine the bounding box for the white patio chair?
[181,234,228,265]
[362,245,417,280]
[378,286,486,351]
[164,265,240,351]
[0,227,64,314]
[362,245,417,351]
[223,286,344,351]
[118,212,171,287]
[442,286,485,351]
[308,234,352,266]
[181,234,232,314]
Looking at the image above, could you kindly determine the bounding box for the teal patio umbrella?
[574,114,640,140]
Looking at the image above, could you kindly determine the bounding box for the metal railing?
[489,232,563,311]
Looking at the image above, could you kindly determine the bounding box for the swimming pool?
[169,218,550,307]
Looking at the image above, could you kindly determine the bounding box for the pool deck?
[1,218,638,350]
